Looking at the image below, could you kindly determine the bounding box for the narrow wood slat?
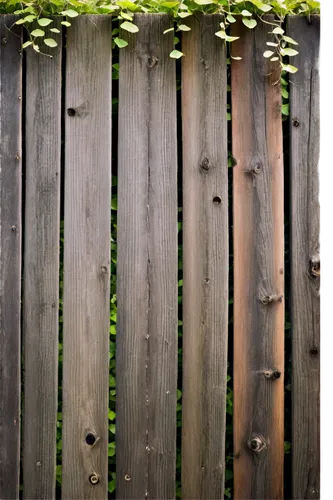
[23,21,62,500]
[287,16,320,500]
[231,18,284,499]
[116,14,178,500]
[62,16,112,499]
[181,15,228,500]
[0,16,22,500]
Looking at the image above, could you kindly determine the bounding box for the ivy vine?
[1,1,320,72]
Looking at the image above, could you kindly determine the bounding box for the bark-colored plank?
[62,16,112,500]
[231,18,284,499]
[23,21,62,500]
[0,16,22,500]
[287,16,320,500]
[181,15,228,500]
[116,14,177,500]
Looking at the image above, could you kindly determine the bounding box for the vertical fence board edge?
[62,16,112,500]
[181,14,229,500]
[288,15,320,500]
[0,16,22,500]
[231,16,284,499]
[23,21,62,500]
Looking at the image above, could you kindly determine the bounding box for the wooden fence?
[0,13,320,500]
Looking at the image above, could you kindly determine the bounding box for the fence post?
[0,16,22,500]
[231,17,284,499]
[62,16,112,499]
[181,14,229,500]
[23,20,62,500]
[287,15,320,500]
[116,13,178,500]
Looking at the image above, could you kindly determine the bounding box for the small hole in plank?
[213,196,221,205]
[67,108,76,117]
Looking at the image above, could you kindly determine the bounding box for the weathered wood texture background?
[0,13,320,500]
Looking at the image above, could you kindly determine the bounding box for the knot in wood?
[253,164,261,175]
[248,434,267,454]
[89,474,99,485]
[147,56,158,68]
[260,294,283,305]
[200,158,210,172]
[264,369,281,380]
[292,118,300,127]
[310,257,320,278]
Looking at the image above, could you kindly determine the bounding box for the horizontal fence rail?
[0,13,320,500]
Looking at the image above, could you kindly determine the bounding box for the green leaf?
[271,26,284,35]
[22,41,33,48]
[38,18,53,27]
[120,21,139,33]
[231,55,242,60]
[215,29,226,39]
[267,41,278,47]
[61,9,79,18]
[178,24,191,31]
[281,47,299,57]
[281,103,289,116]
[163,27,174,34]
[50,28,60,33]
[108,410,116,421]
[225,35,239,42]
[178,12,192,18]
[15,19,26,25]
[117,0,139,10]
[271,56,279,61]
[226,14,236,23]
[120,11,133,20]
[263,50,274,58]
[24,15,37,22]
[114,37,128,48]
[241,9,252,16]
[248,0,272,12]
[282,35,298,45]
[194,0,215,4]
[170,49,183,59]
[61,21,71,27]
[161,1,180,6]
[31,29,45,37]
[242,18,257,29]
[282,63,298,74]
[44,38,58,47]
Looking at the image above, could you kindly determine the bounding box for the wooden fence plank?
[181,15,228,500]
[287,16,320,500]
[62,16,112,500]
[231,18,284,499]
[0,16,22,500]
[116,14,178,500]
[23,20,62,500]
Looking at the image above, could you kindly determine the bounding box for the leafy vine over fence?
[0,6,319,500]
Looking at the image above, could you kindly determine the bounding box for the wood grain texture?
[287,16,320,500]
[116,14,178,500]
[62,16,112,500]
[181,15,228,500]
[23,21,62,500]
[231,17,284,500]
[0,16,22,500]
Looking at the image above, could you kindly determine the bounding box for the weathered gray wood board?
[23,21,62,500]
[181,15,228,500]
[231,18,284,499]
[116,14,178,500]
[0,16,22,500]
[62,16,112,500]
[287,16,320,500]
